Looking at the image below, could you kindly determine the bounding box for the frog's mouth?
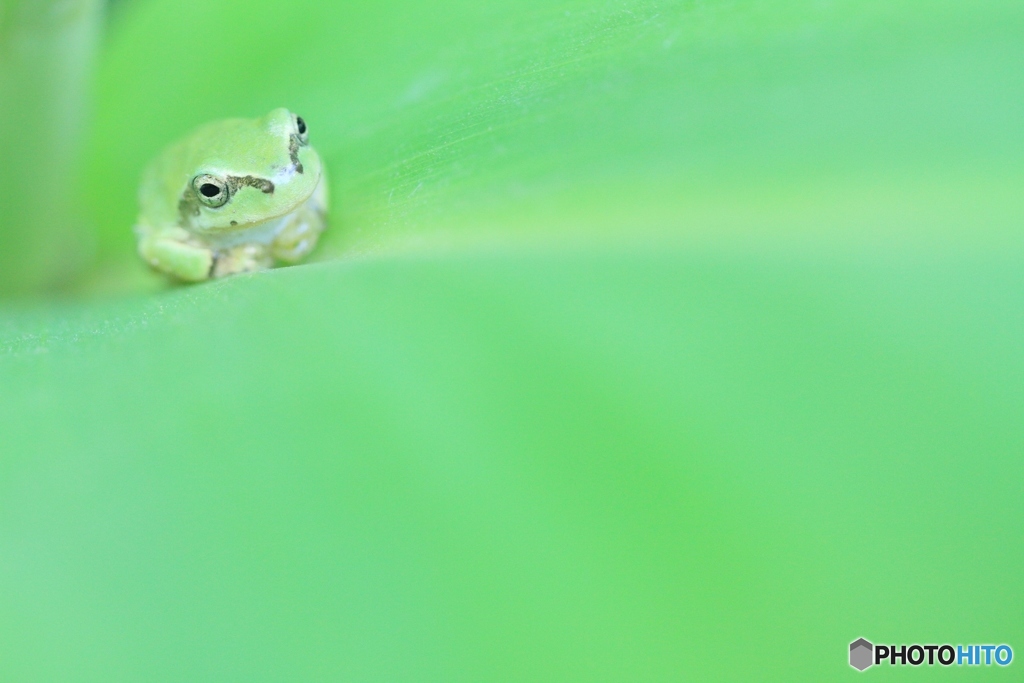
[203,212,292,249]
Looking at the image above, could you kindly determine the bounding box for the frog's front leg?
[271,178,328,262]
[270,205,326,262]
[137,227,214,282]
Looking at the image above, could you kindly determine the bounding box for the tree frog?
[135,108,327,281]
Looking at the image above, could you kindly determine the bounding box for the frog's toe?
[271,206,325,262]
[138,234,214,282]
[212,244,273,278]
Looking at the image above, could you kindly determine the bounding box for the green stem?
[0,0,103,296]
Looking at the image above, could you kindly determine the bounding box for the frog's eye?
[192,174,229,208]
[295,115,309,144]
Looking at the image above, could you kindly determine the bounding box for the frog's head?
[178,108,322,233]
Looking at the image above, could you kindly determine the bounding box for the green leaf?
[0,0,103,293]
[2,0,1023,680]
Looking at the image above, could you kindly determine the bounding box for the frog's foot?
[212,244,273,278]
[137,228,214,282]
[270,197,327,262]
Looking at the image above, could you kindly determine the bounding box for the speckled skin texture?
[135,108,327,282]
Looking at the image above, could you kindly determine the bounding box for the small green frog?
[135,108,327,281]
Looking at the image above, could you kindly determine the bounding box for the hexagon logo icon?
[850,638,874,671]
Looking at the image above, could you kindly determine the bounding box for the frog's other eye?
[295,115,309,144]
[192,174,229,208]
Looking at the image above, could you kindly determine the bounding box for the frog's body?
[135,108,327,281]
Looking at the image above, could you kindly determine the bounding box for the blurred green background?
[1,0,1023,680]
